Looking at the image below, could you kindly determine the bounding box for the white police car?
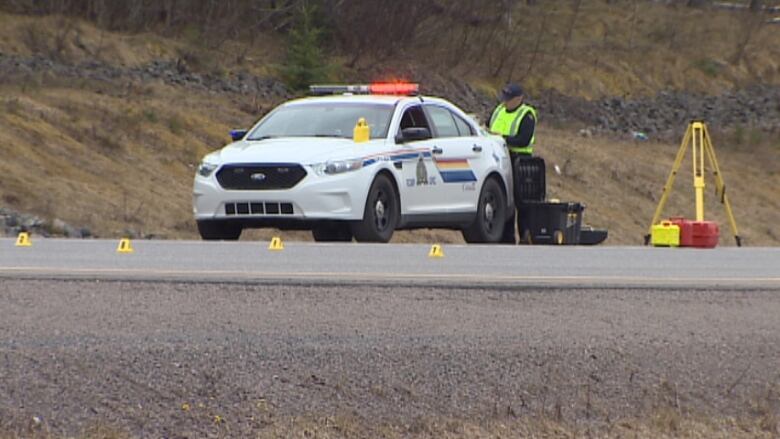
[193,83,514,243]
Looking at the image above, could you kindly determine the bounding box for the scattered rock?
[52,218,67,233]
[578,128,593,138]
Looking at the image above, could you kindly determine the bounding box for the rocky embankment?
[2,52,779,140]
[536,86,780,139]
[0,53,288,99]
[426,78,780,140]
[0,207,90,238]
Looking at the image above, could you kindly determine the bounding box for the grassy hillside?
[0,4,778,245]
[405,0,780,98]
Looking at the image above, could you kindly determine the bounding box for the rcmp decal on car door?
[394,151,435,187]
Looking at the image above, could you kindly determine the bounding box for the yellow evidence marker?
[116,238,134,253]
[15,232,32,247]
[428,244,444,258]
[268,236,284,251]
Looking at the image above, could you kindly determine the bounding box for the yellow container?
[651,221,680,247]
[353,117,370,143]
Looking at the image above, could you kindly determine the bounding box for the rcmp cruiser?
[193,83,515,243]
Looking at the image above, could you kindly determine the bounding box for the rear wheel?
[312,222,353,242]
[350,174,398,243]
[197,220,242,241]
[462,178,508,244]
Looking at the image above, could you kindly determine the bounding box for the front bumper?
[193,166,370,222]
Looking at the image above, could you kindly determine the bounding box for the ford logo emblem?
[250,173,267,181]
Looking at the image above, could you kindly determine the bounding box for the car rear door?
[424,104,483,212]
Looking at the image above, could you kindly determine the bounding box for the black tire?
[462,178,508,244]
[197,220,242,241]
[312,222,353,242]
[350,174,399,243]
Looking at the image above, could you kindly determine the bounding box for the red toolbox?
[669,217,694,247]
[691,221,719,248]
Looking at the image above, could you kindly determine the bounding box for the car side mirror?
[395,127,432,144]
[230,129,247,141]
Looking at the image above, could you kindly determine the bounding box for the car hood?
[216,138,384,164]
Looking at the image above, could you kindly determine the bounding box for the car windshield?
[246,102,394,140]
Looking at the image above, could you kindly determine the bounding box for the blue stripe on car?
[439,170,477,183]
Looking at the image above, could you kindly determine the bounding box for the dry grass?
[0,9,778,245]
[0,12,283,77]
[431,1,780,99]
[0,81,249,239]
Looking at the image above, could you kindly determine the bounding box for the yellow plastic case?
[651,221,680,247]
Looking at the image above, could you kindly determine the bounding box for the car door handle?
[472,144,483,152]
[432,147,443,154]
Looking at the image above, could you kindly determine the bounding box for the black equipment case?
[517,201,583,245]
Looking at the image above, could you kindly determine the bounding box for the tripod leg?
[646,125,691,244]
[703,126,741,246]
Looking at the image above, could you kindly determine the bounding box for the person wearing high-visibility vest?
[488,83,538,244]
[488,83,536,156]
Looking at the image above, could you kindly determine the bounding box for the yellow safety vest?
[489,103,537,154]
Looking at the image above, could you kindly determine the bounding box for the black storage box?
[518,201,583,245]
[514,156,546,202]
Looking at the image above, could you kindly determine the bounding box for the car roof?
[282,94,452,107]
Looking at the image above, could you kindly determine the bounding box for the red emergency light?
[369,82,419,96]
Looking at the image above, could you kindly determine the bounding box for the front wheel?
[350,174,399,243]
[197,220,242,240]
[462,178,508,244]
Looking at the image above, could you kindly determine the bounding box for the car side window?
[453,114,475,136]
[426,106,460,138]
[399,105,430,131]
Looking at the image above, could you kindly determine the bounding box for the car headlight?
[312,158,363,176]
[197,161,219,177]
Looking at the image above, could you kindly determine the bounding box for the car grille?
[225,201,295,216]
[216,164,307,190]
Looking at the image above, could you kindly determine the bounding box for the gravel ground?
[1,279,779,437]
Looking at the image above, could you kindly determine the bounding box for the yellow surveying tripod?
[644,121,742,246]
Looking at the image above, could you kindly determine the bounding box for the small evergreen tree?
[280,4,332,92]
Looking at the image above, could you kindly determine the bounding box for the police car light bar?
[309,82,419,96]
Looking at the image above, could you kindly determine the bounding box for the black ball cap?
[500,83,524,101]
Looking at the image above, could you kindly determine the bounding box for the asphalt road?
[0,238,778,287]
[2,239,779,437]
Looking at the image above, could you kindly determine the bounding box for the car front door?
[394,104,439,215]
